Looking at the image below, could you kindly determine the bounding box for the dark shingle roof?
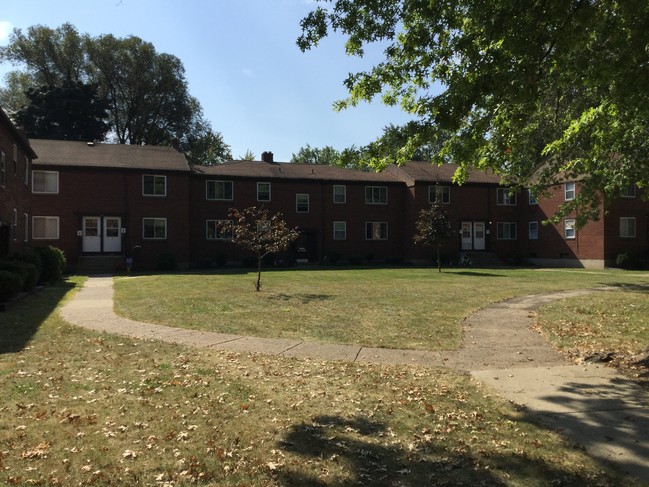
[192,160,399,183]
[387,162,501,185]
[29,139,190,172]
[0,106,38,159]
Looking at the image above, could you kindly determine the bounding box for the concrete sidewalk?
[61,276,649,482]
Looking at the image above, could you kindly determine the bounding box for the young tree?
[224,207,299,292]
[413,195,453,273]
[298,1,649,225]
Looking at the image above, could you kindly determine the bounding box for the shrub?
[214,253,228,268]
[34,246,66,282]
[241,256,257,268]
[10,250,42,277]
[0,260,38,291]
[616,252,641,270]
[324,251,342,265]
[0,270,23,303]
[155,252,177,271]
[347,255,363,265]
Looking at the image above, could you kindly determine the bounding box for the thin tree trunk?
[437,246,442,273]
[256,255,262,291]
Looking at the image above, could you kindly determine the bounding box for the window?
[24,156,29,186]
[12,208,17,241]
[33,216,59,239]
[333,221,346,240]
[528,190,538,205]
[143,218,167,239]
[564,219,576,239]
[13,143,17,175]
[497,188,517,205]
[32,170,59,193]
[333,185,346,204]
[565,182,575,201]
[365,186,388,205]
[365,222,388,240]
[620,185,636,198]
[296,194,309,213]
[206,180,233,200]
[429,185,450,204]
[142,175,167,196]
[529,221,539,240]
[620,217,636,238]
[257,182,271,202]
[496,222,517,240]
[206,219,233,240]
[24,213,29,242]
[1,151,5,187]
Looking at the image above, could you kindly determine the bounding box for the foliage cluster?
[0,246,65,302]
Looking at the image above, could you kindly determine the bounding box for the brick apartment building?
[1,104,646,270]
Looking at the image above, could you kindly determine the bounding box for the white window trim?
[496,222,517,240]
[12,208,18,241]
[620,185,636,198]
[564,219,576,239]
[528,190,538,205]
[428,185,450,204]
[565,182,576,201]
[528,221,539,240]
[497,188,517,206]
[620,217,636,238]
[23,213,29,242]
[257,182,271,202]
[296,193,309,213]
[206,219,233,240]
[24,156,29,186]
[32,170,59,194]
[365,186,388,205]
[333,185,346,204]
[333,221,347,240]
[142,217,167,240]
[365,221,388,240]
[142,175,167,197]
[206,180,234,201]
[32,216,59,240]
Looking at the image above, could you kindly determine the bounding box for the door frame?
[460,220,487,251]
[81,215,123,253]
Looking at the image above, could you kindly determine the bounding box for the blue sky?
[0,0,415,161]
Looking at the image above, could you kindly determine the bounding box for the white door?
[82,216,101,252]
[461,221,473,250]
[473,222,486,250]
[103,217,122,252]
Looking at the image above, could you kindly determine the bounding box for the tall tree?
[224,207,299,292]
[291,144,340,165]
[14,82,109,141]
[298,1,649,225]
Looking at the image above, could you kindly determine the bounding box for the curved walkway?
[61,276,649,481]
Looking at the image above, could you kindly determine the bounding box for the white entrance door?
[82,216,101,252]
[103,217,122,252]
[473,222,486,250]
[461,221,473,250]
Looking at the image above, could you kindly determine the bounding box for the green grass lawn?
[0,276,645,486]
[114,267,649,351]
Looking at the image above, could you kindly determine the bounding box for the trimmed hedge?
[0,270,22,303]
[0,260,38,292]
[34,246,67,282]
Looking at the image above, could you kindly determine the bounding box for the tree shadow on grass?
[0,279,76,354]
[449,271,506,277]
[271,293,334,304]
[275,414,621,486]
[601,283,649,293]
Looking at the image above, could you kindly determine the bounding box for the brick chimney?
[261,151,273,163]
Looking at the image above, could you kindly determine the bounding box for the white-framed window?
[1,150,5,187]
[206,180,233,200]
[24,156,29,186]
[12,208,17,241]
[564,219,576,239]
[23,213,29,242]
[620,217,636,238]
[142,175,167,196]
[565,182,575,201]
[32,170,59,194]
[620,185,636,198]
[333,184,346,204]
[529,221,539,240]
[497,222,517,240]
[428,185,450,204]
[365,186,388,205]
[296,194,309,213]
[333,221,346,240]
[206,219,233,240]
[32,216,59,240]
[528,190,538,205]
[365,222,388,240]
[142,218,167,239]
[497,188,517,205]
[257,182,271,202]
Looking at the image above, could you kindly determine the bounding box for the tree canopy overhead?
[298,1,649,224]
